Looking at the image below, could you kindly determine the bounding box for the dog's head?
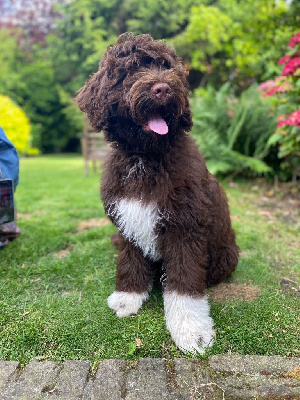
[76,33,193,153]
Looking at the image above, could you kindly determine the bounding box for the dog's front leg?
[164,291,215,355]
[162,240,215,354]
[107,239,153,317]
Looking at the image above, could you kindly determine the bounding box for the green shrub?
[0,94,39,156]
[191,83,277,177]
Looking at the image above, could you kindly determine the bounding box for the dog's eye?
[143,56,154,66]
[162,60,171,69]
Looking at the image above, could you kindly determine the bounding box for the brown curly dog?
[76,33,239,354]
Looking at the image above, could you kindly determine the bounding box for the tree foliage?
[172,0,299,87]
[0,28,82,153]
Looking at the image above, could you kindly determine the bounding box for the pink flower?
[282,57,300,76]
[288,32,300,49]
[259,77,286,96]
[276,120,287,129]
[286,110,300,127]
[277,110,300,129]
[277,114,286,122]
[265,85,281,96]
[227,108,234,118]
[259,80,276,90]
[278,52,300,66]
[276,81,292,92]
[278,55,292,65]
[276,115,287,129]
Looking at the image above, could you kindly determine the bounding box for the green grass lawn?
[0,155,299,365]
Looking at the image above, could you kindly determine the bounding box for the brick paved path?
[0,355,299,399]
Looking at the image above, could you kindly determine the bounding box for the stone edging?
[0,355,299,399]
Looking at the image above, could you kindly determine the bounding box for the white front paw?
[164,292,215,354]
[107,291,149,317]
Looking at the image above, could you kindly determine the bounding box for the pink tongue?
[148,116,168,135]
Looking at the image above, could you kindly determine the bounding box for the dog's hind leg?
[107,238,153,317]
[205,244,239,287]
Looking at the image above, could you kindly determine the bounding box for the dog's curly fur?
[76,33,239,354]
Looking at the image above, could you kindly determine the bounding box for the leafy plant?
[191,83,277,177]
[260,32,300,182]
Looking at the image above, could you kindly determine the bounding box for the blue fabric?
[0,127,19,188]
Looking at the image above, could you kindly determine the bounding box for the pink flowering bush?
[260,32,300,181]
[288,32,300,49]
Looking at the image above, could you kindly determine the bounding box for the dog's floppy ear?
[180,106,193,132]
[75,68,109,131]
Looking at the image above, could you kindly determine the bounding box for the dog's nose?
[151,83,171,101]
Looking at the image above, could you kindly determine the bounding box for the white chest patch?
[110,199,162,261]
